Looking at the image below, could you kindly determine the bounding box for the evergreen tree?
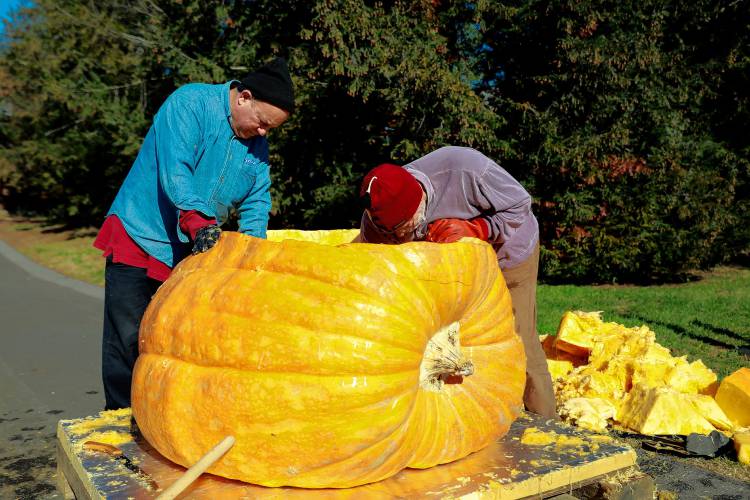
[477,0,749,282]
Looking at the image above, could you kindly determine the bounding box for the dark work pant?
[102,258,162,410]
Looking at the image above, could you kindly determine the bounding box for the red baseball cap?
[360,163,423,231]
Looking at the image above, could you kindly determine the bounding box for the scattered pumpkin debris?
[520,427,586,448]
[78,431,133,450]
[67,408,131,436]
[543,311,749,464]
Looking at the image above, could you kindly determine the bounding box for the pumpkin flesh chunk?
[618,386,718,435]
[714,368,750,428]
[734,430,750,465]
[132,232,525,488]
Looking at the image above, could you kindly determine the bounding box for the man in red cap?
[357,146,556,418]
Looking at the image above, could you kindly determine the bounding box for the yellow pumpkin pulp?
[548,311,734,436]
[715,367,750,428]
[131,230,525,488]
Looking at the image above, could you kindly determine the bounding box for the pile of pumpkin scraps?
[542,311,750,464]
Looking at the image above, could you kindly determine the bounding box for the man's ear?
[238,87,253,104]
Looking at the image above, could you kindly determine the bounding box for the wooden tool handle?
[155,435,235,500]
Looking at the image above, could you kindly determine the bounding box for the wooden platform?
[57,410,637,499]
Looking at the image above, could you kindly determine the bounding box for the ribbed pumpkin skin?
[131,231,525,488]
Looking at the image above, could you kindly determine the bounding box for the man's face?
[368,191,427,242]
[394,195,427,240]
[231,88,289,139]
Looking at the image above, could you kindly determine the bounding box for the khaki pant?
[502,242,557,417]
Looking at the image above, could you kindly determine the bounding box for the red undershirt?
[93,211,216,282]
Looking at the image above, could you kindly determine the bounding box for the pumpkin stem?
[419,321,474,392]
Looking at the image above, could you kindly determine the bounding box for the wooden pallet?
[57,410,637,499]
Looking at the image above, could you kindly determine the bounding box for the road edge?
[0,239,104,300]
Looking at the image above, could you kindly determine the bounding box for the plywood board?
[57,410,636,499]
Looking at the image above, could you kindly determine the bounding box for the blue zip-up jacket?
[107,81,271,267]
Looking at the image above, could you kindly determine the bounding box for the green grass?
[537,267,750,378]
[0,214,106,286]
[27,240,105,286]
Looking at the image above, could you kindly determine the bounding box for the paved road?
[0,240,104,498]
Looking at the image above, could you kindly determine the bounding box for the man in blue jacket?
[94,57,294,409]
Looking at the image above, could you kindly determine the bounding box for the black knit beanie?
[240,57,295,114]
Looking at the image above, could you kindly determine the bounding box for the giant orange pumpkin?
[131,230,525,488]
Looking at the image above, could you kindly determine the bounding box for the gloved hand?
[192,225,222,254]
[425,218,489,243]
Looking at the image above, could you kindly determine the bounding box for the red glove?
[426,218,489,243]
[179,210,217,240]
